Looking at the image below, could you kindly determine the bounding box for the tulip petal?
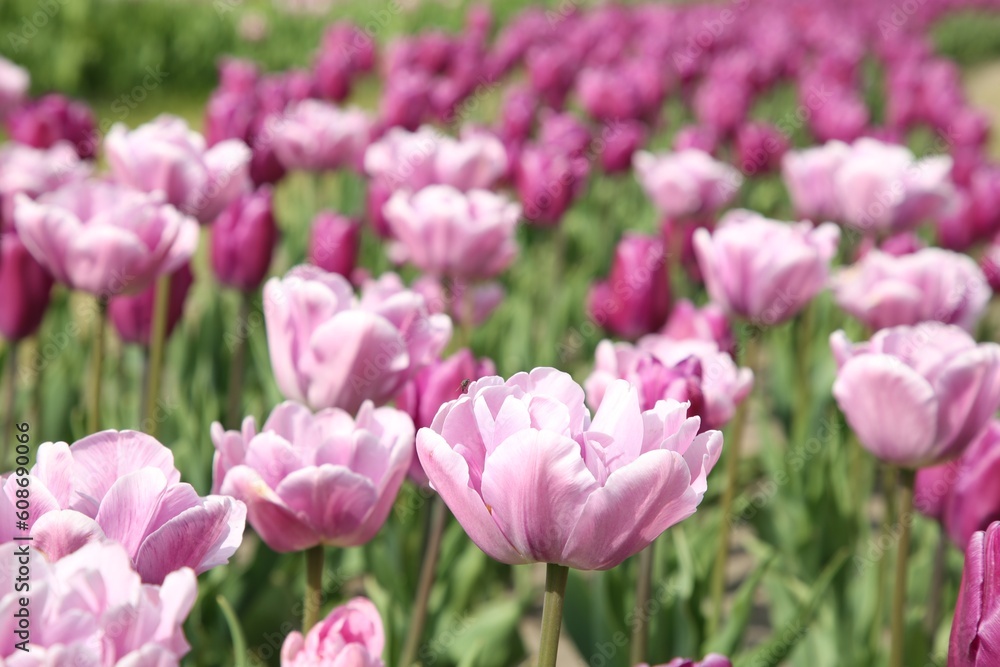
[932,344,1000,459]
[275,465,378,546]
[219,465,319,552]
[32,510,106,560]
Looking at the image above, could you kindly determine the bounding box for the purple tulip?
[263,267,452,413]
[212,400,413,552]
[694,211,840,325]
[378,70,433,131]
[948,521,1000,667]
[108,261,194,346]
[0,56,28,115]
[282,597,384,667]
[309,211,360,278]
[538,111,591,158]
[661,299,734,356]
[5,93,97,159]
[272,100,373,172]
[0,430,246,584]
[526,45,577,109]
[516,143,589,226]
[600,120,647,174]
[210,187,277,291]
[588,233,670,339]
[0,230,53,341]
[416,368,723,569]
[735,122,789,176]
[831,324,1000,467]
[0,141,91,230]
[498,84,538,148]
[781,140,850,222]
[634,149,742,220]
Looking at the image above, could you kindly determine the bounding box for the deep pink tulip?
[384,185,520,281]
[379,70,433,131]
[212,400,413,552]
[833,248,990,332]
[0,541,196,664]
[0,430,246,584]
[282,597,385,667]
[309,211,360,278]
[0,230,53,341]
[781,140,850,222]
[601,120,647,174]
[831,324,1000,468]
[694,211,839,325]
[588,233,670,339]
[210,187,277,291]
[735,122,789,176]
[5,93,97,159]
[808,92,869,143]
[516,144,589,226]
[693,78,750,135]
[416,368,723,569]
[673,126,719,156]
[218,57,260,93]
[634,149,742,220]
[106,115,251,223]
[526,45,577,109]
[263,266,452,413]
[13,181,198,296]
[498,84,538,148]
[109,261,194,346]
[661,299,734,356]
[0,141,91,230]
[0,56,28,115]
[982,237,1000,292]
[641,655,732,667]
[948,521,1000,667]
[854,232,926,261]
[538,111,591,158]
[272,100,372,172]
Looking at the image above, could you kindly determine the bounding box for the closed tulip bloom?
[379,70,433,131]
[781,140,850,222]
[13,181,198,297]
[212,400,413,552]
[948,521,1000,667]
[831,324,1000,467]
[210,187,277,291]
[0,56,28,115]
[0,141,91,230]
[0,230,53,341]
[0,431,246,584]
[0,541,196,664]
[693,78,750,135]
[601,120,647,174]
[640,655,732,667]
[735,122,789,176]
[808,92,869,143]
[273,100,373,172]
[5,93,97,159]
[982,238,1000,292]
[383,186,520,281]
[264,266,452,413]
[109,261,194,346]
[588,233,670,339]
[106,115,251,223]
[516,144,589,226]
[694,211,839,324]
[309,211,360,278]
[833,248,990,332]
[661,299,734,356]
[633,149,742,220]
[417,368,723,569]
[282,597,385,667]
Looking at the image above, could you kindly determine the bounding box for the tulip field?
[6,0,1000,666]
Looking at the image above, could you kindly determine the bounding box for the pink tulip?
[833,248,990,332]
[272,100,373,172]
[781,140,850,222]
[948,521,1000,667]
[982,237,1000,292]
[694,211,840,325]
[734,122,789,176]
[0,430,246,584]
[640,655,732,667]
[378,70,433,131]
[212,400,413,552]
[5,93,97,159]
[854,232,926,261]
[0,541,196,664]
[661,299,734,356]
[411,276,505,327]
[672,126,719,156]
[538,111,591,158]
[263,266,452,413]
[601,120,647,174]
[309,211,360,278]
[383,185,520,281]
[516,143,589,226]
[106,115,251,223]
[210,186,277,291]
[416,368,723,569]
[831,324,1000,467]
[109,261,194,346]
[693,78,750,135]
[588,233,670,339]
[433,129,509,191]
[0,141,91,230]
[633,149,742,220]
[526,45,577,109]
[13,180,199,297]
[498,84,538,148]
[808,92,869,143]
[0,56,28,115]
[282,597,385,667]
[0,230,53,341]
[364,125,441,192]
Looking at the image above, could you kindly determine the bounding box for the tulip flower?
[263,266,452,413]
[412,276,505,327]
[588,233,670,339]
[105,115,251,223]
[601,120,647,174]
[854,232,926,261]
[516,143,589,226]
[948,521,1000,667]
[0,56,28,115]
[831,324,1000,468]
[212,400,414,552]
[634,149,742,220]
[673,125,719,156]
[433,130,509,191]
[498,84,538,148]
[0,541,196,663]
[640,655,732,667]
[661,299,734,356]
[0,430,246,584]
[379,70,434,131]
[281,597,385,667]
[833,248,990,332]
[693,77,750,135]
[734,122,789,176]
[416,367,723,570]
[808,92,869,143]
[272,99,373,172]
[982,237,1000,292]
[0,230,53,341]
[5,93,97,159]
[210,187,277,291]
[383,185,520,281]
[109,261,194,346]
[0,141,91,230]
[538,111,591,158]
[309,211,360,278]
[781,140,850,222]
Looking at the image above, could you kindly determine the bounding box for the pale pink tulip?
[282,597,385,667]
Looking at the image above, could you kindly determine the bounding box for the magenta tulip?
[694,211,840,325]
[0,56,28,115]
[309,211,360,278]
[212,400,413,552]
[272,99,373,172]
[854,232,926,261]
[948,521,1000,667]
[263,266,452,413]
[515,143,589,226]
[282,597,385,667]
[416,368,723,569]
[588,233,670,339]
[735,122,789,176]
[0,430,246,584]
[109,261,194,346]
[831,324,1000,467]
[601,120,647,174]
[634,149,742,220]
[661,299,734,356]
[833,247,990,332]
[5,93,97,159]
[781,140,850,222]
[210,186,277,291]
[0,141,91,230]
[0,230,53,341]
[983,238,1000,292]
[0,541,196,664]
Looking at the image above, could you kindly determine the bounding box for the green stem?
[226,293,251,428]
[925,530,947,636]
[629,541,656,665]
[2,342,18,467]
[871,464,897,655]
[303,545,324,633]
[889,468,915,667]
[537,563,569,667]
[143,276,171,437]
[399,495,448,667]
[88,300,108,432]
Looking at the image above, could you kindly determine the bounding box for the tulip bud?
[588,233,670,339]
[108,262,194,346]
[0,231,54,341]
[948,521,1000,667]
[210,187,277,291]
[600,120,647,174]
[309,211,360,278]
[6,93,97,159]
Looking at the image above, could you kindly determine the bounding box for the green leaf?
[217,594,248,667]
[704,554,775,657]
